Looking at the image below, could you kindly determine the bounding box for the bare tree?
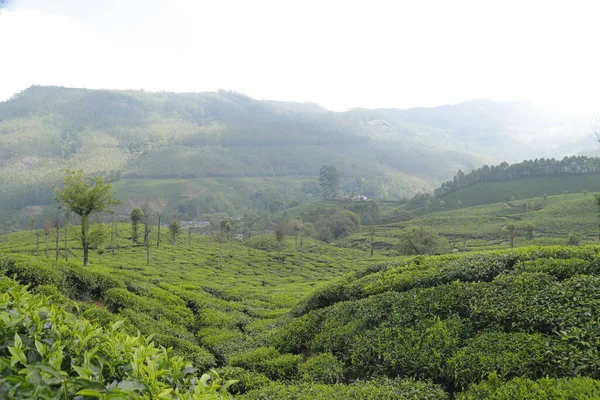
[156,211,164,248]
[291,219,303,251]
[274,221,286,263]
[43,219,52,258]
[140,202,153,265]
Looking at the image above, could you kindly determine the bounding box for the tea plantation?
[3,226,600,398]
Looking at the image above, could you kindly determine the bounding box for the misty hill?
[0,86,589,224]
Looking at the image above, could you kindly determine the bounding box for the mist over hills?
[0,85,592,225]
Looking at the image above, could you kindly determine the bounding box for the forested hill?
[0,86,589,225]
[432,156,600,198]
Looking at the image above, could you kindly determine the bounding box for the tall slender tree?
[43,219,52,258]
[54,169,121,266]
[130,207,143,243]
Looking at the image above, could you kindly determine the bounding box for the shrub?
[350,317,466,383]
[241,377,447,399]
[230,347,302,381]
[298,353,343,384]
[0,281,233,399]
[457,374,600,399]
[215,367,271,395]
[447,332,548,388]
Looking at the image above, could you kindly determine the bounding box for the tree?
[54,169,121,266]
[567,232,581,246]
[291,219,303,251]
[274,221,286,262]
[30,217,41,256]
[214,219,232,269]
[502,223,517,248]
[319,165,340,199]
[140,203,152,265]
[130,207,143,243]
[398,226,449,256]
[156,211,164,248]
[43,219,52,258]
[168,218,181,250]
[524,222,536,241]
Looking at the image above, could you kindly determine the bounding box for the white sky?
[1,0,600,112]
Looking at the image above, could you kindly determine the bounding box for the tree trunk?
[370,230,374,257]
[81,216,89,266]
[110,222,115,256]
[510,234,514,248]
[45,235,49,258]
[300,237,303,269]
[55,227,59,260]
[36,233,40,256]
[157,215,162,248]
[64,224,68,262]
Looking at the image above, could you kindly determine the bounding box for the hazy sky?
[1,0,599,112]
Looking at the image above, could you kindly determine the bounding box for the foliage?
[54,169,121,266]
[298,353,343,384]
[319,165,340,199]
[241,377,447,399]
[398,226,449,255]
[0,280,234,399]
[130,207,144,243]
[431,156,600,199]
[457,374,600,399]
[272,246,600,392]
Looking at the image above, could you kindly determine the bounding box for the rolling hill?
[0,86,591,228]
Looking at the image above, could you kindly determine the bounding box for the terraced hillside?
[3,236,600,397]
[265,246,600,397]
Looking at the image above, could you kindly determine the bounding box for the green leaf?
[75,389,104,398]
[116,380,147,392]
[111,320,124,331]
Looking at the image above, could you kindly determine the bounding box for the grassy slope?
[0,224,397,361]
[408,175,600,215]
[335,191,599,254]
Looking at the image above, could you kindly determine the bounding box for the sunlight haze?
[2,0,599,113]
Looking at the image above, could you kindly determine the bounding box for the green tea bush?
[0,254,66,288]
[229,347,302,381]
[350,317,466,383]
[515,257,599,279]
[447,332,548,388]
[0,280,233,399]
[214,366,271,395]
[241,377,447,399]
[152,333,216,370]
[457,374,600,399]
[298,353,343,384]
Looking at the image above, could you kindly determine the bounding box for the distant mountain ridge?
[0,86,591,225]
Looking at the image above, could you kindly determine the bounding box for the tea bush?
[0,280,233,399]
[241,377,447,399]
[457,374,600,399]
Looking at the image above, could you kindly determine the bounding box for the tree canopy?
[319,165,340,199]
[54,169,121,266]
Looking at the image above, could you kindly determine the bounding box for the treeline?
[432,156,600,198]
